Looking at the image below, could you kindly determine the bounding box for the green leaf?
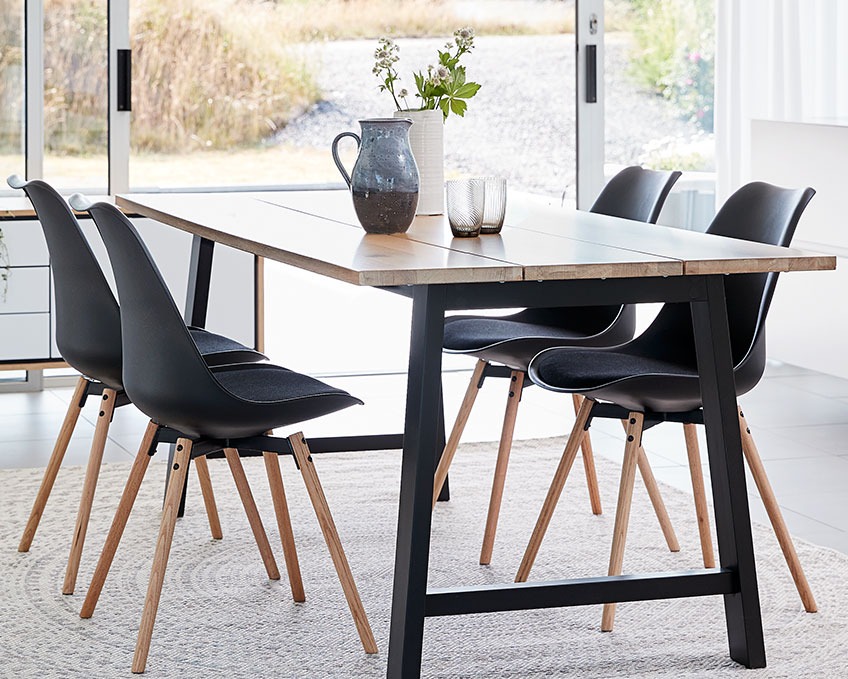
[453,67,466,88]
[439,98,451,116]
[414,72,426,96]
[454,82,481,99]
[450,98,468,116]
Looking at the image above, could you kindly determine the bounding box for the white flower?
[454,27,475,50]
[398,88,409,98]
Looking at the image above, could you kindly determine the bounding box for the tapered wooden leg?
[263,452,305,602]
[289,433,377,654]
[516,397,594,582]
[63,387,118,595]
[738,407,817,613]
[573,394,603,515]
[636,446,680,552]
[636,449,680,552]
[80,420,159,619]
[132,438,191,674]
[193,456,222,540]
[480,371,524,565]
[18,377,88,552]
[602,412,644,631]
[222,448,280,581]
[618,419,679,552]
[433,359,487,508]
[683,423,716,568]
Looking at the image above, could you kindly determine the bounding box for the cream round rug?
[1,437,845,678]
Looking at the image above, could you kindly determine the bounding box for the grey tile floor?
[2,360,847,554]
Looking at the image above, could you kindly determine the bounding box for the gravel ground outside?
[277,33,703,200]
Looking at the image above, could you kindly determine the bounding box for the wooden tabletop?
[115,190,835,286]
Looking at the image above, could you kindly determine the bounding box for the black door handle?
[117,49,132,111]
[585,44,597,103]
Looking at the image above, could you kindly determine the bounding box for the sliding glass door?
[42,0,109,191]
[577,0,717,227]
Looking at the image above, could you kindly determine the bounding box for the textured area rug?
[1,437,846,678]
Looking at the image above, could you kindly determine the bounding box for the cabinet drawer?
[0,313,51,360]
[0,220,49,266]
[0,267,50,314]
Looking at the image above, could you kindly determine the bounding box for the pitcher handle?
[331,132,361,188]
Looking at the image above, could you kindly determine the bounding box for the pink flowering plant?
[373,28,481,121]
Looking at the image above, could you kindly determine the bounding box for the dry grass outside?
[267,0,635,39]
[270,0,568,39]
[131,0,319,152]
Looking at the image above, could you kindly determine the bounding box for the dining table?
[116,187,834,678]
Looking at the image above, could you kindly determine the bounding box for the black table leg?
[691,275,766,668]
[167,235,216,516]
[387,285,447,679]
[184,235,215,328]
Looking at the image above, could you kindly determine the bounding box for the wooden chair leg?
[193,456,223,540]
[601,412,645,631]
[132,437,192,674]
[222,448,280,581]
[738,407,817,613]
[516,397,595,582]
[63,387,118,595]
[263,452,305,603]
[289,433,377,654]
[480,370,524,565]
[433,359,487,508]
[618,419,680,552]
[572,394,603,515]
[683,423,716,568]
[80,420,159,619]
[18,376,88,552]
[636,448,680,552]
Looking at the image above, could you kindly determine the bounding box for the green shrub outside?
[627,0,715,133]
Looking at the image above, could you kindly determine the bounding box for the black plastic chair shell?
[528,182,816,412]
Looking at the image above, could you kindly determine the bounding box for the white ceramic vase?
[394,108,444,215]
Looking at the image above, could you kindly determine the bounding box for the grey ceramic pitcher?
[332,118,419,234]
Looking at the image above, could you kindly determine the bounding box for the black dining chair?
[516,181,818,631]
[70,196,376,673]
[7,175,266,596]
[436,166,683,565]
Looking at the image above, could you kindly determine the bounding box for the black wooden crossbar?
[425,569,736,617]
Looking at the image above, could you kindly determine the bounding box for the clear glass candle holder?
[446,178,485,237]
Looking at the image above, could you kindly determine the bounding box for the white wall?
[751,119,848,378]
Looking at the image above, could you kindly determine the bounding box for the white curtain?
[715,0,848,201]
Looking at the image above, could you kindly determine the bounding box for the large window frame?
[15,0,606,200]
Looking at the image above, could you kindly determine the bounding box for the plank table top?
[115,190,834,286]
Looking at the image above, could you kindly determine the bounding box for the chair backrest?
[79,198,236,428]
[7,176,122,388]
[632,181,815,386]
[590,166,683,224]
[546,166,683,337]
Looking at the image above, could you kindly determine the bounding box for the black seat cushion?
[529,337,766,414]
[443,306,635,371]
[529,347,704,412]
[188,327,266,366]
[158,363,364,439]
